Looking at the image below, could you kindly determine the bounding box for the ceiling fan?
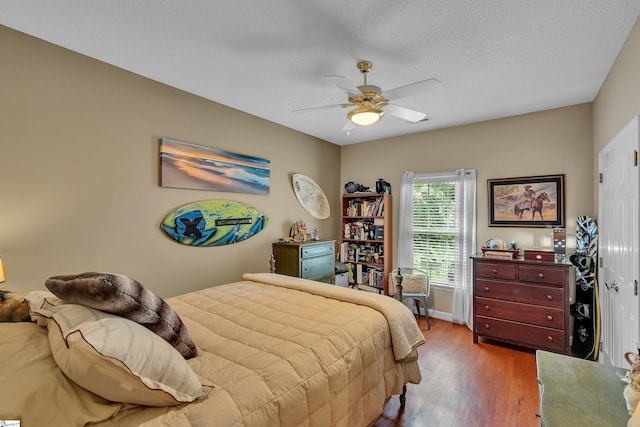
[295,60,442,131]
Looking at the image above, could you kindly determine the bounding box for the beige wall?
[3,15,639,314]
[339,16,640,316]
[593,16,640,210]
[341,105,594,314]
[0,26,341,296]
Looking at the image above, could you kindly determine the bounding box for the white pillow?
[26,291,64,325]
[45,304,212,406]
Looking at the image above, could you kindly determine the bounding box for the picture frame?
[159,138,270,194]
[488,174,565,227]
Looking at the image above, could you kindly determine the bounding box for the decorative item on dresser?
[272,240,336,284]
[341,193,392,294]
[471,254,573,354]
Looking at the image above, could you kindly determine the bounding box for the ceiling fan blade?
[325,75,361,95]
[292,103,344,113]
[385,104,428,123]
[382,78,442,100]
[342,120,357,132]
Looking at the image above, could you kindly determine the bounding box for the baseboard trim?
[429,310,453,323]
[403,302,453,323]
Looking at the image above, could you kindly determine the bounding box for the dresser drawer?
[301,255,334,280]
[475,297,564,329]
[301,243,334,258]
[518,265,565,286]
[475,279,564,308]
[476,315,566,352]
[273,241,336,281]
[475,262,516,280]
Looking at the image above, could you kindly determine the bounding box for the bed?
[0,272,425,426]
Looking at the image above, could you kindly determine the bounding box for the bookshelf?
[340,193,392,294]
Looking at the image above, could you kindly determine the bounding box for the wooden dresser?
[471,254,572,354]
[272,240,336,284]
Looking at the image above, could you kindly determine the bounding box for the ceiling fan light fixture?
[348,107,383,126]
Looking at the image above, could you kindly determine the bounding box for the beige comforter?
[5,273,424,426]
[101,274,424,426]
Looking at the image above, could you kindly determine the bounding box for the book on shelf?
[364,200,375,216]
[339,242,349,262]
[345,196,384,217]
[355,264,365,284]
[367,268,385,288]
[376,197,384,216]
[373,225,384,240]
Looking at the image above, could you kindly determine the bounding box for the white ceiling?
[2,1,640,146]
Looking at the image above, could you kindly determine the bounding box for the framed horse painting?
[488,174,565,227]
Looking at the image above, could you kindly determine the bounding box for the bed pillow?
[0,322,122,425]
[45,304,212,406]
[25,290,65,325]
[45,272,197,359]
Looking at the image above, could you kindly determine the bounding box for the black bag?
[376,178,391,194]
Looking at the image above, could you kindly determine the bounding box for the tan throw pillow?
[45,272,197,358]
[46,304,212,406]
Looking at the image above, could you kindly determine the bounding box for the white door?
[598,116,639,368]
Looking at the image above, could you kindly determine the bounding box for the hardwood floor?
[373,317,540,427]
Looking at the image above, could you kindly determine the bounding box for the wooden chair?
[389,267,431,329]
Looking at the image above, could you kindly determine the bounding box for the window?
[399,169,476,325]
[412,178,457,287]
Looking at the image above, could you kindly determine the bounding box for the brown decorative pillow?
[45,272,197,359]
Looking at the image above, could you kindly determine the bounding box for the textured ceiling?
[2,1,640,145]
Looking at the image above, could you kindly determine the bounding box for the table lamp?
[0,257,5,283]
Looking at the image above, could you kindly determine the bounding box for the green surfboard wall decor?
[161,200,268,246]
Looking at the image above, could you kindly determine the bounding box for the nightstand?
[272,240,336,284]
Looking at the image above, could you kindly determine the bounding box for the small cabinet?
[272,240,336,283]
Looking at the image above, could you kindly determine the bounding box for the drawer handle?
[538,273,545,279]
[484,324,490,329]
[536,254,542,260]
[546,294,553,300]
[484,305,490,311]
[484,286,490,292]
[547,315,553,321]
[492,269,498,274]
[547,336,554,341]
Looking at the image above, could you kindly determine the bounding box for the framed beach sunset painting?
[160,138,270,195]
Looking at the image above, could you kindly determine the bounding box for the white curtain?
[397,171,415,269]
[451,169,477,328]
[398,169,477,328]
